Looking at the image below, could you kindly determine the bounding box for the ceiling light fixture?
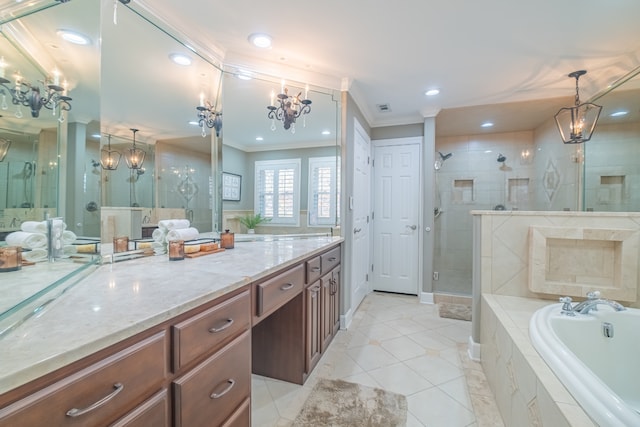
[610,111,628,117]
[196,94,222,138]
[100,134,121,170]
[124,128,145,170]
[57,29,91,45]
[425,89,440,96]
[249,33,272,48]
[169,53,192,66]
[267,83,312,133]
[0,137,11,162]
[554,70,602,144]
[0,65,72,121]
[481,122,494,128]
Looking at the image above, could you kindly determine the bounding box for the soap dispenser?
[220,229,234,249]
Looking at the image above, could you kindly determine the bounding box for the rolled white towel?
[152,241,166,255]
[63,245,78,255]
[158,219,190,231]
[21,221,47,233]
[165,227,199,242]
[61,230,77,245]
[5,231,48,249]
[152,228,166,243]
[21,248,48,262]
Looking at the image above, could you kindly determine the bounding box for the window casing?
[255,159,301,225]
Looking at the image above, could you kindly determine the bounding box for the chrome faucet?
[559,291,626,316]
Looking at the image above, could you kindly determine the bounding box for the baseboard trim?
[341,308,353,329]
[420,292,434,304]
[467,335,481,361]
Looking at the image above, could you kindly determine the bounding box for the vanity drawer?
[0,332,167,427]
[305,256,322,284]
[172,289,250,371]
[321,246,341,274]
[111,389,170,427]
[256,263,305,317]
[173,330,251,427]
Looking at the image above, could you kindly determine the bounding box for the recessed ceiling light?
[248,33,272,49]
[481,122,494,128]
[169,53,192,66]
[91,133,101,139]
[57,29,91,45]
[610,111,628,117]
[256,136,264,141]
[188,121,199,126]
[322,130,331,135]
[236,70,253,80]
[425,89,440,96]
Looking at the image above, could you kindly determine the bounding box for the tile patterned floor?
[251,292,504,426]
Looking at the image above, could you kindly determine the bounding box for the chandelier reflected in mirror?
[196,100,222,138]
[100,134,121,170]
[124,128,145,170]
[267,85,312,133]
[554,70,602,144]
[0,66,72,122]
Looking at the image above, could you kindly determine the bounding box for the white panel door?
[350,120,371,313]
[372,142,421,295]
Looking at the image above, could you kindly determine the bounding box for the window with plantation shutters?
[308,156,339,226]
[255,159,301,225]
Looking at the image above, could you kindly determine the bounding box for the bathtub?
[530,303,640,427]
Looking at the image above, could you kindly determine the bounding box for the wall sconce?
[554,70,602,144]
[124,128,145,170]
[100,134,121,170]
[0,137,11,162]
[0,69,72,121]
[267,85,312,133]
[196,101,222,138]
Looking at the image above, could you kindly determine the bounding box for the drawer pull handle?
[311,266,321,272]
[209,318,234,333]
[210,379,236,399]
[280,283,295,291]
[328,257,337,262]
[66,383,124,418]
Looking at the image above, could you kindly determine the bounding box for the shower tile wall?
[434,131,534,296]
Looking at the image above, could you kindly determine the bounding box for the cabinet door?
[305,282,322,374]
[331,265,341,336]
[221,397,250,427]
[173,330,251,427]
[320,272,333,353]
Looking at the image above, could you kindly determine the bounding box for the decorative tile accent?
[543,158,561,202]
[527,397,543,427]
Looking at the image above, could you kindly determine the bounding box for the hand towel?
[5,231,48,249]
[158,219,190,231]
[21,248,48,262]
[20,221,47,233]
[165,227,199,242]
[152,228,166,243]
[61,230,77,245]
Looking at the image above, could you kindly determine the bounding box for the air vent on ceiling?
[376,103,392,112]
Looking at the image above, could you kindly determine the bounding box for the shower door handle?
[406,225,417,230]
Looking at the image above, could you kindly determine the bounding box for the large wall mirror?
[220,72,341,236]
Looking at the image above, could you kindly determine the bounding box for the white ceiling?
[136,0,640,136]
[2,0,640,146]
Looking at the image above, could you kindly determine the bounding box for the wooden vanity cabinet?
[304,282,322,373]
[111,389,170,427]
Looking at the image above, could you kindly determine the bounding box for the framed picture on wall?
[222,172,242,201]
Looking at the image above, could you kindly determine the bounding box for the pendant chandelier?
[100,134,121,170]
[267,85,312,133]
[554,70,602,144]
[124,128,145,170]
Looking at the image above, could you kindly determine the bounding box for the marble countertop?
[0,236,342,395]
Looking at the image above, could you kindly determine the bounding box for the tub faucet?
[560,291,626,316]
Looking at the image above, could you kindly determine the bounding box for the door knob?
[406,225,417,230]
[353,227,362,234]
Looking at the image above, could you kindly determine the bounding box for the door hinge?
[366,273,369,281]
[368,156,371,165]
[371,264,374,272]
[367,215,369,223]
[371,211,374,220]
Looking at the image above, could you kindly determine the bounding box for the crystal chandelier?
[196,101,222,138]
[0,70,72,122]
[554,70,602,144]
[124,128,145,170]
[267,86,312,133]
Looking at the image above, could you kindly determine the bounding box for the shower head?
[438,151,453,161]
[497,154,507,163]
